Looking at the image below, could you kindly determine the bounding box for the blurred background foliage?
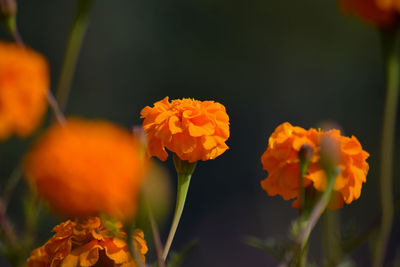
[0,0,399,266]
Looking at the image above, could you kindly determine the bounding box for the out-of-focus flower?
[0,0,17,18]
[340,0,399,27]
[0,41,48,140]
[140,96,230,163]
[260,122,369,210]
[24,118,147,219]
[27,217,148,267]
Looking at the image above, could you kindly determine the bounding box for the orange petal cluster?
[0,41,49,140]
[340,0,399,27]
[260,122,369,210]
[27,217,148,267]
[140,97,230,163]
[24,118,147,219]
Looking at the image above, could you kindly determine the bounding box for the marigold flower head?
[27,217,148,267]
[24,118,147,219]
[260,122,369,210]
[140,96,230,163]
[0,41,49,140]
[340,0,399,27]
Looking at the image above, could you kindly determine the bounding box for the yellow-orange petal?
[141,97,230,162]
[24,118,147,219]
[0,42,49,140]
[27,217,147,267]
[261,122,369,210]
[104,240,130,264]
[340,0,398,27]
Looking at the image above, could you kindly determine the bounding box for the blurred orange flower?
[140,96,230,163]
[260,122,369,209]
[27,217,148,267]
[24,118,147,219]
[340,0,398,27]
[0,41,48,140]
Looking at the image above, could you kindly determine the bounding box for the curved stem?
[2,165,22,208]
[373,28,400,267]
[0,199,16,245]
[46,90,66,125]
[5,12,66,125]
[296,169,338,251]
[55,0,94,111]
[322,210,342,267]
[125,223,145,267]
[2,16,23,47]
[162,172,192,261]
[146,200,165,267]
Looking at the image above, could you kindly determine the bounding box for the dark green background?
[1,0,399,266]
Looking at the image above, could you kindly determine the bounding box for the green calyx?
[173,153,197,176]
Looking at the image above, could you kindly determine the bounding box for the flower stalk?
[373,27,400,267]
[56,0,94,111]
[322,210,342,266]
[298,144,314,213]
[292,137,340,267]
[125,222,146,267]
[146,200,165,267]
[46,90,66,125]
[293,166,339,267]
[162,154,197,260]
[0,0,23,47]
[2,6,65,126]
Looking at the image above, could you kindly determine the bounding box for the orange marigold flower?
[340,0,399,27]
[140,96,230,163]
[27,217,148,267]
[24,118,147,219]
[260,122,369,210]
[0,41,49,140]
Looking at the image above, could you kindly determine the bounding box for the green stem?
[2,16,23,47]
[2,165,22,208]
[146,200,165,267]
[299,162,308,213]
[297,165,308,267]
[373,28,400,267]
[0,199,16,245]
[293,167,339,267]
[297,169,338,250]
[46,90,66,125]
[55,0,94,111]
[322,210,342,267]
[125,223,145,267]
[162,172,192,261]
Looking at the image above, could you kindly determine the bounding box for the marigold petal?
[24,118,147,219]
[171,132,196,154]
[204,143,229,161]
[188,121,215,137]
[61,254,79,267]
[28,218,147,267]
[262,163,300,200]
[0,42,49,140]
[103,240,130,264]
[340,0,398,27]
[168,116,183,134]
[202,136,217,150]
[141,97,229,162]
[327,191,344,210]
[261,122,369,209]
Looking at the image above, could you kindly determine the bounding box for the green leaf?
[166,239,199,267]
[244,236,295,262]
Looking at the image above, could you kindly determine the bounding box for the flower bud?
[320,135,340,173]
[0,0,16,18]
[298,144,314,163]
